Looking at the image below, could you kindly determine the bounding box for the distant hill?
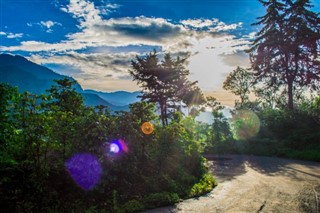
[83,89,141,106]
[82,93,129,111]
[0,54,82,94]
[0,54,133,111]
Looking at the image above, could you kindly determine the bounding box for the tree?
[45,78,85,159]
[130,51,204,126]
[223,66,254,108]
[46,78,84,115]
[206,97,233,152]
[248,0,320,110]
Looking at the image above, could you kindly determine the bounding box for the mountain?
[83,89,141,106]
[0,54,83,94]
[82,93,129,111]
[0,54,132,111]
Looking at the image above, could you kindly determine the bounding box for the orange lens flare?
[141,121,154,135]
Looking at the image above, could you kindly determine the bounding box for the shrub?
[189,173,217,197]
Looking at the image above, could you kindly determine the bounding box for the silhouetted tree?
[248,0,320,110]
[130,51,204,125]
[223,66,254,108]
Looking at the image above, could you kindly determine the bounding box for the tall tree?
[46,78,84,115]
[206,97,233,148]
[223,66,254,108]
[130,51,204,125]
[248,0,320,110]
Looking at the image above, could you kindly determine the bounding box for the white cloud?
[106,3,120,10]
[210,22,243,32]
[1,0,251,93]
[39,20,62,32]
[6,32,23,39]
[99,3,121,15]
[0,31,23,38]
[29,51,137,79]
[27,20,62,33]
[243,32,256,40]
[1,0,245,53]
[0,40,88,52]
[28,51,140,91]
[65,0,102,28]
[181,18,219,28]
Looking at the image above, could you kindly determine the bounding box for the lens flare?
[141,121,154,135]
[110,143,120,153]
[109,139,128,154]
[65,153,102,191]
[231,110,260,140]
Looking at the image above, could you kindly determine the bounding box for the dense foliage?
[0,80,216,212]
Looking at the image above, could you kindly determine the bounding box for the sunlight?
[188,36,245,91]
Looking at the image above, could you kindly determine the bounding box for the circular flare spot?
[108,139,128,155]
[65,153,102,191]
[110,143,120,153]
[141,122,154,135]
[231,110,260,140]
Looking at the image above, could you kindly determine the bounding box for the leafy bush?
[143,192,180,208]
[189,173,217,197]
[121,200,145,213]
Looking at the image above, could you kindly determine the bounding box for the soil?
[143,155,320,213]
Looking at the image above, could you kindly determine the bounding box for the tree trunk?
[160,103,165,126]
[164,102,168,126]
[287,79,294,110]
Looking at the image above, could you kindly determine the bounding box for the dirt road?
[144,155,320,213]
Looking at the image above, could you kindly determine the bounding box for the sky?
[0,0,319,106]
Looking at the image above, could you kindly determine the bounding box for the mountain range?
[0,54,140,111]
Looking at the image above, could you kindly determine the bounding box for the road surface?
[144,155,320,213]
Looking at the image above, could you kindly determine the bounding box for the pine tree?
[130,51,204,125]
[248,0,320,110]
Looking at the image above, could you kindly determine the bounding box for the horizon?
[0,0,319,106]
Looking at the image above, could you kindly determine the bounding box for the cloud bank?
[0,0,253,92]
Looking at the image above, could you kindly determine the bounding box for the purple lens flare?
[65,153,102,190]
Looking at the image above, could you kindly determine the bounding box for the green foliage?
[121,200,145,213]
[0,80,215,212]
[204,97,234,153]
[143,192,180,208]
[285,150,320,162]
[215,98,320,161]
[189,173,217,197]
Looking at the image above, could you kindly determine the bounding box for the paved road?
[144,155,320,213]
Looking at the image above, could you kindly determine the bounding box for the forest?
[1,0,320,212]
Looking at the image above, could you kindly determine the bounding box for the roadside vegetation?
[206,0,320,162]
[0,55,216,212]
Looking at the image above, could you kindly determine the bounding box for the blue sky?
[0,0,319,105]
